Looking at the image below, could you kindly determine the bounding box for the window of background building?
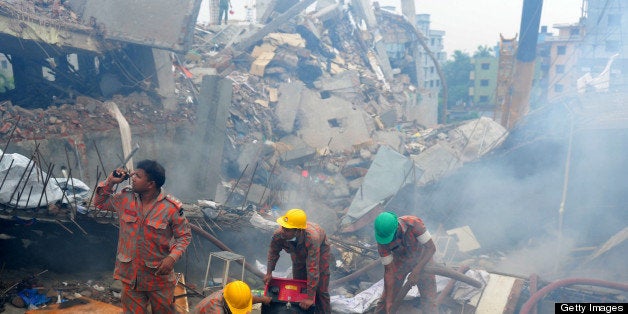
[556,65,565,74]
[1,61,6,69]
[557,46,566,55]
[539,48,550,57]
[479,95,489,102]
[430,66,434,74]
[608,14,621,27]
[436,80,440,87]
[570,28,580,36]
[555,84,564,92]
[481,63,490,70]
[430,80,434,87]
[480,79,489,86]
[431,38,435,45]
[606,40,620,52]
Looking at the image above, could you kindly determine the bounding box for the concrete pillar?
[152,49,177,110]
[194,75,231,201]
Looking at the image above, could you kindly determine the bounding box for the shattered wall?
[67,0,202,52]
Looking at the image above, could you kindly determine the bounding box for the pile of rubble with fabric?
[2,0,628,313]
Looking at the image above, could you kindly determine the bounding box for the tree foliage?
[443,50,473,108]
[473,45,494,58]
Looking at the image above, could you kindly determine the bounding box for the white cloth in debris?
[330,270,487,313]
[452,269,489,301]
[0,152,67,209]
[249,212,279,232]
[255,260,292,278]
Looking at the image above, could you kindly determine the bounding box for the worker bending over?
[264,209,331,313]
[373,211,437,314]
[192,280,270,314]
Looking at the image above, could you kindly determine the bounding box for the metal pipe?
[36,164,54,209]
[0,159,14,191]
[0,116,21,166]
[14,157,37,209]
[520,278,628,314]
[9,159,31,203]
[390,263,482,313]
[67,168,79,220]
[86,167,101,215]
[24,186,34,209]
[33,145,49,208]
[330,260,379,287]
[258,159,278,206]
[240,162,259,210]
[64,145,78,219]
[55,220,74,234]
[556,121,574,273]
[8,157,33,205]
[93,140,107,178]
[225,164,248,205]
[435,265,470,306]
[70,218,88,235]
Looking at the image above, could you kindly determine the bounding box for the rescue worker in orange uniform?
[191,280,271,314]
[264,209,331,313]
[373,211,437,314]
[94,160,191,313]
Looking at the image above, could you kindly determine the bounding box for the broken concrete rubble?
[3,1,627,313]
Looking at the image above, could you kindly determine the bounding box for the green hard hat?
[374,212,398,244]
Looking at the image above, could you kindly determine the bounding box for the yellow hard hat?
[223,281,253,314]
[277,208,307,229]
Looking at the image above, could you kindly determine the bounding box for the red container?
[264,277,312,302]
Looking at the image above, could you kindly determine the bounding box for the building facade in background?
[538,23,584,101]
[579,0,627,90]
[415,14,446,92]
[469,56,498,108]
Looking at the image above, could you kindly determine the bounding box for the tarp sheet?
[0,150,89,209]
[343,145,422,224]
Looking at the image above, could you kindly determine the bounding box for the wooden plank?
[504,278,524,314]
[474,273,517,314]
[175,272,189,314]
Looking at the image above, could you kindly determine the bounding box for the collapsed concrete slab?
[447,116,508,162]
[67,0,202,53]
[0,9,102,56]
[275,82,305,134]
[297,90,372,152]
[341,145,421,227]
[412,142,461,186]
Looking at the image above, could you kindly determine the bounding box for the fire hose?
[519,278,628,314]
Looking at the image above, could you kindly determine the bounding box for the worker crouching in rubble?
[373,212,437,314]
[264,209,332,313]
[191,280,271,314]
[94,160,191,313]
